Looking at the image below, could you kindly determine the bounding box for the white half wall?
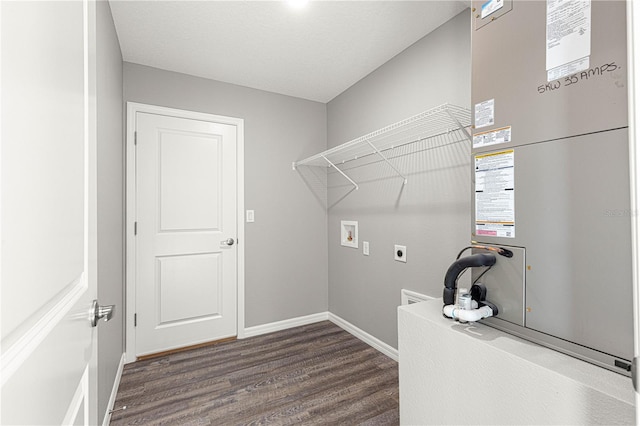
[398,300,635,425]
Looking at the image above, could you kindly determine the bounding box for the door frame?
[627,0,640,414]
[125,102,245,363]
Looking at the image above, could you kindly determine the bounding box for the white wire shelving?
[292,103,472,190]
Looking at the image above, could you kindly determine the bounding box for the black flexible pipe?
[443,253,496,305]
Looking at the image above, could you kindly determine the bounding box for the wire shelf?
[292,103,471,189]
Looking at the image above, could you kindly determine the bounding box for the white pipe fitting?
[443,304,494,322]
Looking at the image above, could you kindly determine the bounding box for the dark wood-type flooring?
[110,321,399,425]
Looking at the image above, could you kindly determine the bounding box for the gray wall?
[96,0,124,421]
[123,63,328,328]
[326,9,471,348]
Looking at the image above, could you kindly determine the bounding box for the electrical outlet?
[363,241,369,256]
[246,210,255,223]
[394,245,406,263]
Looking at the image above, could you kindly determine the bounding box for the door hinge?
[134,131,137,145]
[134,222,137,236]
[134,313,137,327]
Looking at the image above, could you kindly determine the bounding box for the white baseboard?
[102,353,126,426]
[242,312,329,338]
[328,313,398,362]
[241,311,398,362]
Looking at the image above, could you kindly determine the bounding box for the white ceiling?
[109,1,469,103]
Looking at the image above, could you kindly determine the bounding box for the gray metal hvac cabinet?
[472,0,627,145]
[470,0,632,374]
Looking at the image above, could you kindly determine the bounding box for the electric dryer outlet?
[394,245,406,263]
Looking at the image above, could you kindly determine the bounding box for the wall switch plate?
[363,241,370,256]
[394,245,406,262]
[246,210,255,223]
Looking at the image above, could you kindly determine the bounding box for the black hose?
[443,253,496,305]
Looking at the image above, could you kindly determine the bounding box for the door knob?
[221,238,235,246]
[91,300,115,327]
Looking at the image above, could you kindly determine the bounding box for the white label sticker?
[473,126,512,149]
[474,99,495,129]
[547,56,590,82]
[481,0,504,19]
[546,0,591,81]
[475,150,515,238]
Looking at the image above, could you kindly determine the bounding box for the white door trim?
[125,102,245,363]
[626,0,640,414]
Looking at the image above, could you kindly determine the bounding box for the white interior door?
[1,0,100,424]
[134,110,238,357]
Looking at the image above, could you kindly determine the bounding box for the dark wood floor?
[110,321,399,425]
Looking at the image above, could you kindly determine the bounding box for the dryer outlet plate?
[395,245,406,263]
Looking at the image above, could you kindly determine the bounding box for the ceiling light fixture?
[287,0,309,10]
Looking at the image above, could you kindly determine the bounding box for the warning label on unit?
[547,56,590,82]
[481,0,504,19]
[473,126,512,149]
[475,149,515,238]
[546,0,591,82]
[474,99,495,129]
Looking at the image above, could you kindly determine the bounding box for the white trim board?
[242,312,329,338]
[328,313,398,362]
[125,102,245,363]
[102,353,126,426]
[242,312,398,362]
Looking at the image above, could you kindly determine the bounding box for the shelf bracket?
[445,108,473,142]
[365,140,408,185]
[321,154,359,190]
